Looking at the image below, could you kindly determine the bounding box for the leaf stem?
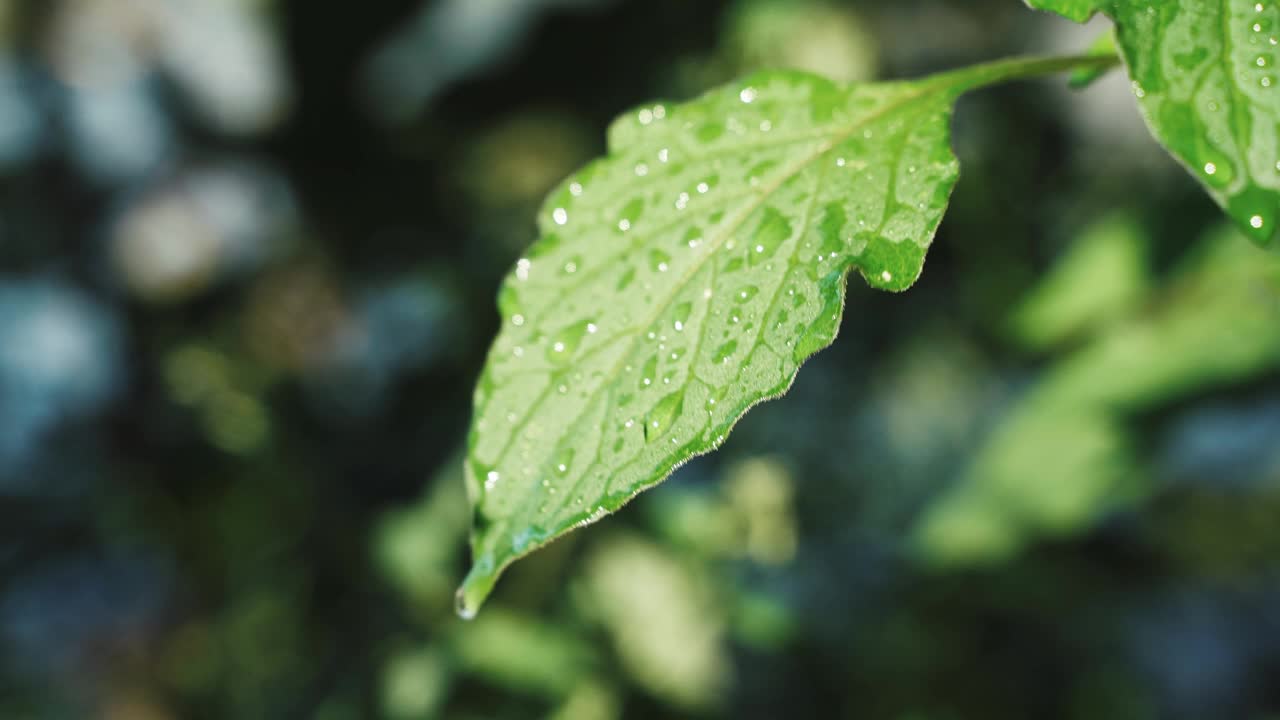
[926,51,1123,95]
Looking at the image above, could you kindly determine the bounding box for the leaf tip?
[1227,188,1280,249]
[455,553,498,620]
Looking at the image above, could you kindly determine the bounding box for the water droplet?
[739,86,757,103]
[634,163,649,176]
[1200,153,1236,187]
[639,355,658,390]
[747,160,778,187]
[619,197,644,227]
[485,471,500,491]
[553,448,574,476]
[737,285,759,302]
[455,588,477,621]
[516,258,531,281]
[881,270,893,283]
[546,321,589,364]
[696,123,724,142]
[552,208,568,225]
[750,207,792,264]
[683,227,703,249]
[511,314,525,326]
[649,249,672,273]
[1251,214,1265,229]
[673,302,691,332]
[713,340,738,363]
[644,390,685,441]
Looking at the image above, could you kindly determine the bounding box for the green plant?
[456,0,1280,617]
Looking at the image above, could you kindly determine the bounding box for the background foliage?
[1,1,1279,719]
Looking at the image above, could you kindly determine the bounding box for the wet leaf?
[458,57,1117,616]
[1029,0,1280,246]
[1025,0,1106,22]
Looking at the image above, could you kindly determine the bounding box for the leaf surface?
[458,57,1115,616]
[1025,0,1106,22]
[1029,0,1280,246]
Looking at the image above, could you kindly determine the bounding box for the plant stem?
[927,51,1123,95]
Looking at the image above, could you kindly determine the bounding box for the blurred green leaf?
[916,408,1138,567]
[447,608,598,698]
[381,647,450,720]
[918,224,1280,566]
[730,591,796,650]
[578,534,729,710]
[546,679,621,720]
[1036,226,1280,411]
[1008,213,1148,350]
[459,55,1119,616]
[724,0,878,82]
[377,454,470,616]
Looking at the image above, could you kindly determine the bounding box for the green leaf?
[1024,0,1106,22]
[1029,0,1280,246]
[1069,28,1119,88]
[1007,213,1148,350]
[1114,0,1280,246]
[457,56,1118,617]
